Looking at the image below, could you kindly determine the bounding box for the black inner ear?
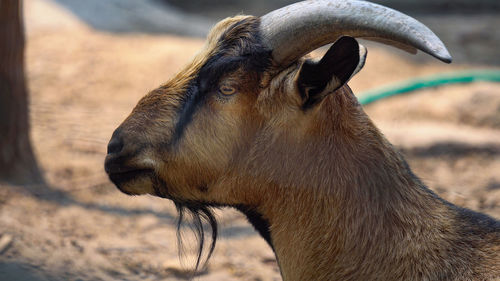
[297,36,360,109]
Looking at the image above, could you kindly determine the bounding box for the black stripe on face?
[169,17,272,146]
[171,81,200,145]
[170,55,245,145]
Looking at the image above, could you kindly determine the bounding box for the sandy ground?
[0,0,499,280]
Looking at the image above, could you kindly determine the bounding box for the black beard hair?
[174,201,218,276]
[151,175,219,276]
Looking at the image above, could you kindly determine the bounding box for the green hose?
[358,70,500,105]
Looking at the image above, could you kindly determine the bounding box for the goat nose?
[107,130,124,155]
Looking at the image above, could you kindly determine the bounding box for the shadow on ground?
[0,262,53,281]
[51,0,213,37]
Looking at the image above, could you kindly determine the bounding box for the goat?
[104,0,500,280]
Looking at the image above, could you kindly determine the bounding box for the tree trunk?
[0,0,44,184]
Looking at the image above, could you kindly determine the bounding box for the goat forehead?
[128,16,270,144]
[139,15,263,102]
[161,15,260,89]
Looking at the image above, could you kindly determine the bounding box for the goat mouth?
[107,168,154,187]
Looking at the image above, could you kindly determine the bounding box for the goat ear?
[297,36,367,109]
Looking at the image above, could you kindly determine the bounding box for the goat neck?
[233,86,500,281]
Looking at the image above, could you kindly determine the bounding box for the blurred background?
[0,0,499,280]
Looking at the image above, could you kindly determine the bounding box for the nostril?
[107,135,124,155]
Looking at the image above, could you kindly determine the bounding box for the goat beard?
[150,175,219,274]
[174,202,219,275]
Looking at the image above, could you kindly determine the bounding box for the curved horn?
[260,0,452,68]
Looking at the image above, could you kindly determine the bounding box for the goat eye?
[219,85,236,96]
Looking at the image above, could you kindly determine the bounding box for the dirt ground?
[0,1,499,280]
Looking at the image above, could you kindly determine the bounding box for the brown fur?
[105,15,500,280]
